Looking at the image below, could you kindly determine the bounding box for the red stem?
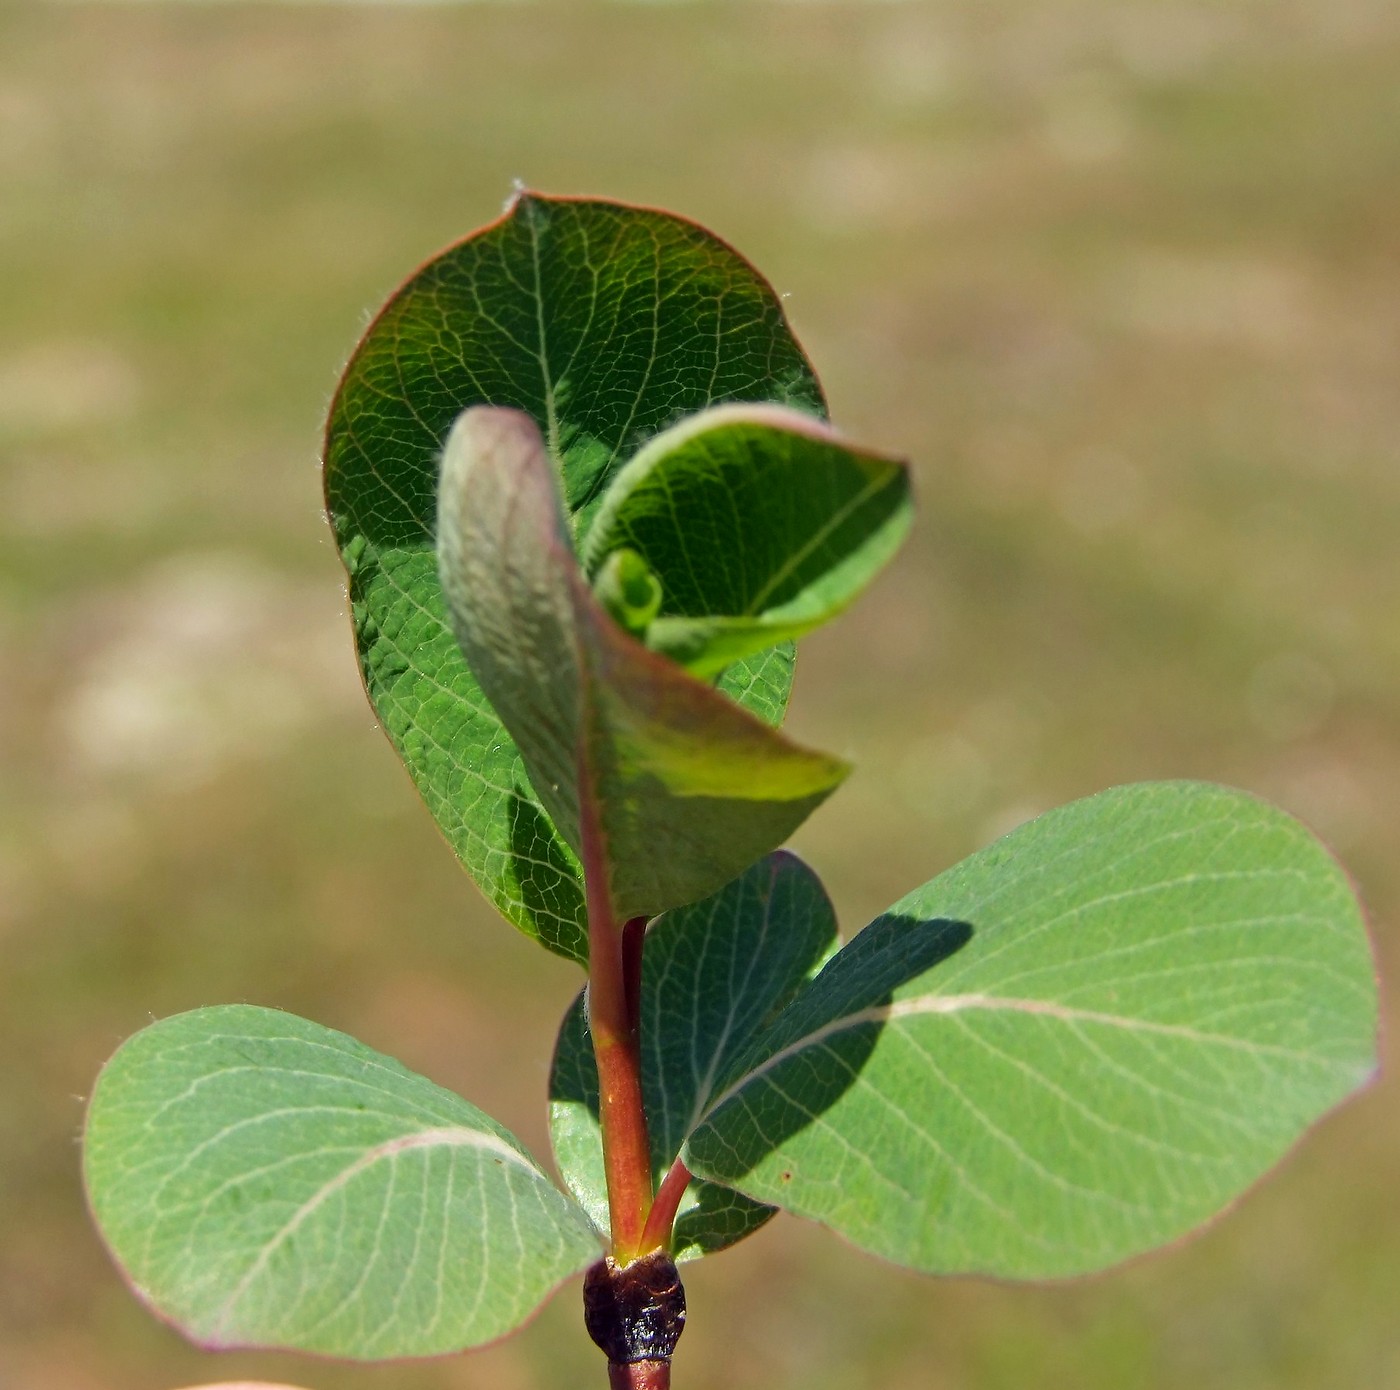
[621,915,647,1038]
[578,761,654,1259]
[609,1362,671,1390]
[639,1156,692,1256]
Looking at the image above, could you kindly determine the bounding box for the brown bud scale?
[583,1251,686,1368]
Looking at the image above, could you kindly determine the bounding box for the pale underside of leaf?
[437,406,848,921]
[686,781,1378,1279]
[550,851,839,1261]
[84,1006,600,1360]
[323,192,824,960]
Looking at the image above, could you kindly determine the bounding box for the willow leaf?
[323,192,823,960]
[583,404,912,678]
[686,782,1379,1279]
[437,407,847,922]
[84,1006,600,1359]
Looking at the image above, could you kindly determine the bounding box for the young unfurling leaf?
[436,406,848,923]
[583,404,912,679]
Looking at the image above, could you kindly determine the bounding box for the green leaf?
[437,406,848,922]
[685,782,1379,1279]
[83,1006,600,1359]
[323,192,823,962]
[549,852,838,1260]
[583,404,912,678]
[715,641,795,728]
[594,549,665,637]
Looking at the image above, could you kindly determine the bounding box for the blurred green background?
[2,2,1397,1387]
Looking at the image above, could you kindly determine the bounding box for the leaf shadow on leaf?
[694,914,974,1174]
[550,987,781,1260]
[671,1182,776,1256]
[558,912,976,1254]
[507,782,587,963]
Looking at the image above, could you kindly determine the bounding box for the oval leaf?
[550,851,837,1260]
[323,192,824,961]
[686,782,1379,1279]
[438,406,848,921]
[583,404,912,677]
[84,1006,600,1359]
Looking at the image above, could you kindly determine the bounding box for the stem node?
[583,1250,686,1387]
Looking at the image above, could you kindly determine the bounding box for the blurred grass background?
[2,1,1397,1387]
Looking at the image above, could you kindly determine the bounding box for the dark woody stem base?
[584,1251,687,1388]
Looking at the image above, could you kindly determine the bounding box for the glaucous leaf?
[550,852,838,1260]
[582,404,912,677]
[437,407,847,922]
[84,1006,600,1359]
[686,782,1379,1279]
[323,192,823,961]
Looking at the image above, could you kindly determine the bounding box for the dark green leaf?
[84,1006,599,1358]
[686,782,1379,1279]
[323,192,822,961]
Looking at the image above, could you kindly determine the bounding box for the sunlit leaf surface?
[84,1006,600,1359]
[687,782,1379,1279]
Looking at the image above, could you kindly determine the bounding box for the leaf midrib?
[525,199,561,462]
[208,1126,539,1341]
[744,464,903,614]
[697,989,1350,1132]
